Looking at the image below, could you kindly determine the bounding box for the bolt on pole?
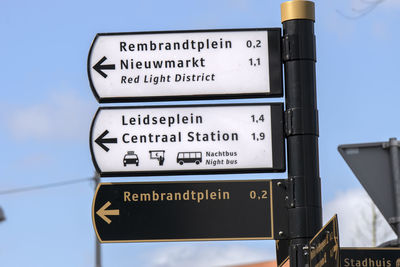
[281,1,322,266]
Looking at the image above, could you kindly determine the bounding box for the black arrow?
[93,56,115,78]
[95,130,117,152]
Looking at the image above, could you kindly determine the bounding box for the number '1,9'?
[251,132,265,141]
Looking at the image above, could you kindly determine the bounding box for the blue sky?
[0,0,399,266]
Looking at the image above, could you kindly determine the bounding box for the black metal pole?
[281,1,322,266]
[388,138,400,245]
[94,172,102,267]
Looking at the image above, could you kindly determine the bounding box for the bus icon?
[177,152,202,165]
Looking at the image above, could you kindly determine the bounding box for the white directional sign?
[90,103,285,177]
[87,29,282,103]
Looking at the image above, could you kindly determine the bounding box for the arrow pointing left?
[93,56,115,78]
[96,201,120,224]
[95,130,117,152]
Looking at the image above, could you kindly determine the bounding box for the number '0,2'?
[246,40,261,48]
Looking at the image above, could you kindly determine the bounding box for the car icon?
[123,151,139,167]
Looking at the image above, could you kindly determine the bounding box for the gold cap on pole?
[281,0,315,23]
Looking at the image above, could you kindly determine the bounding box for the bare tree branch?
[337,0,386,19]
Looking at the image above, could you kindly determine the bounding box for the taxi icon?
[123,151,139,167]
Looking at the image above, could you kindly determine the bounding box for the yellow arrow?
[96,201,120,224]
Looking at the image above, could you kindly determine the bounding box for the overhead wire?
[0,177,94,195]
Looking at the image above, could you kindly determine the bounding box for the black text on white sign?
[87,28,282,103]
[89,103,285,177]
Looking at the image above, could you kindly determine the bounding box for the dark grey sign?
[338,141,399,234]
[92,179,288,243]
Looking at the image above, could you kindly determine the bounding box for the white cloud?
[372,21,390,39]
[13,152,53,168]
[5,90,95,141]
[324,11,356,40]
[148,244,274,267]
[385,0,400,8]
[350,0,375,13]
[323,188,396,247]
[229,0,250,11]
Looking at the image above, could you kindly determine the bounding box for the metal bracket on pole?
[382,138,400,149]
[388,217,400,224]
[282,33,316,62]
[285,108,319,136]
